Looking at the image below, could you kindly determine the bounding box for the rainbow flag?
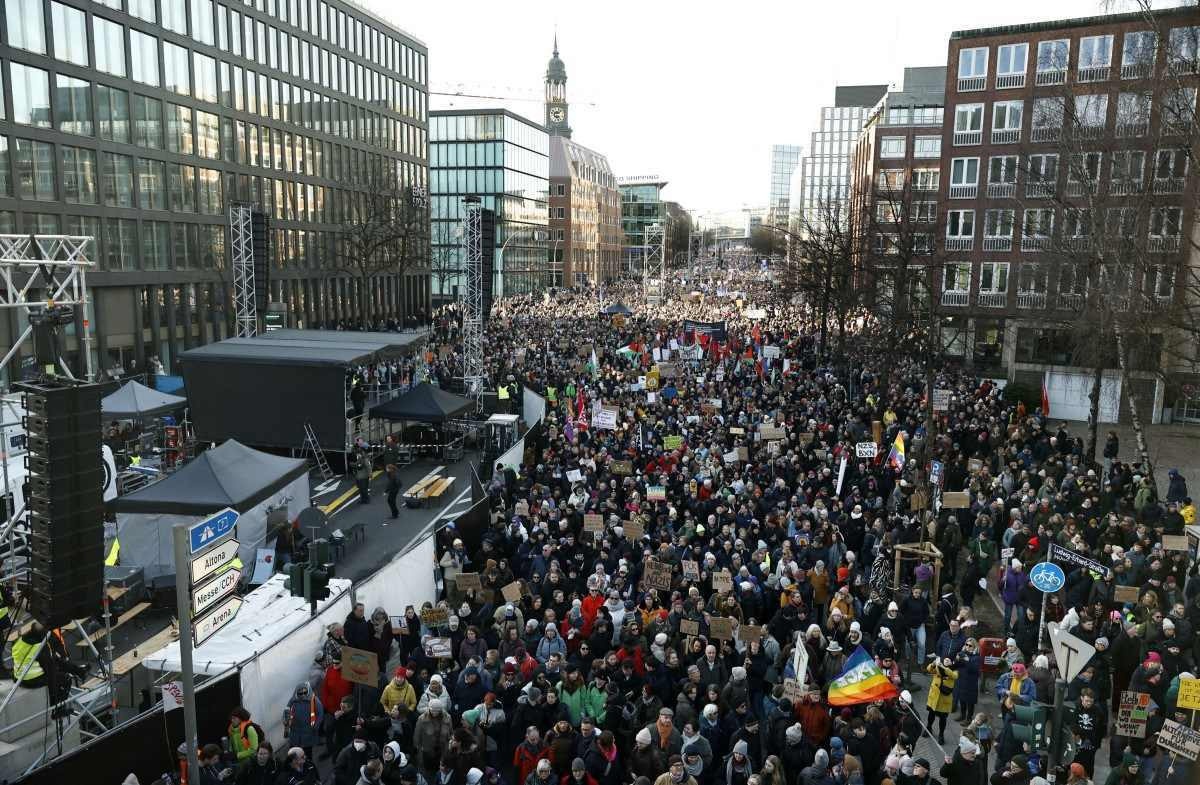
[827,645,899,706]
[885,432,905,471]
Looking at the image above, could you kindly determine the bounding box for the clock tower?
[545,35,571,138]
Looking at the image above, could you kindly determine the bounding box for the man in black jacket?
[940,737,984,785]
[344,603,372,651]
[333,731,380,785]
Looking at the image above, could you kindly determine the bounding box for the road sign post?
[172,525,200,783]
[1030,562,1065,652]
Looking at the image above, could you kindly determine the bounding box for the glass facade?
[430,110,549,301]
[0,0,428,377]
[799,105,873,228]
[619,181,666,273]
[767,144,802,228]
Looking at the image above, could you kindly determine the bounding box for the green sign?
[663,435,683,450]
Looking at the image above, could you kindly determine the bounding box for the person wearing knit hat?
[786,723,804,745]
[636,727,653,746]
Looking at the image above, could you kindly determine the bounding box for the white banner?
[592,409,617,430]
[835,456,848,495]
[855,442,878,458]
[762,346,781,360]
[162,680,184,712]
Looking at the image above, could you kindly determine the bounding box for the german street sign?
[190,568,242,616]
[190,538,240,584]
[189,508,239,554]
[1029,562,1066,593]
[193,595,243,647]
[1047,621,1096,684]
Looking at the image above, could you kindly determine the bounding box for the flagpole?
[900,698,949,760]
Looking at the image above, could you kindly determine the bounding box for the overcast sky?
[366,0,1177,218]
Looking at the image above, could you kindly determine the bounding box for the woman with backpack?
[228,707,261,765]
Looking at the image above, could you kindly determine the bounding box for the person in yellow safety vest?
[0,584,13,641]
[12,622,48,687]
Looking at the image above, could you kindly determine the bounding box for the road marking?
[414,487,471,541]
[320,470,381,514]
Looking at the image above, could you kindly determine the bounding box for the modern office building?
[767,143,802,229]
[618,176,667,274]
[797,84,888,230]
[937,6,1200,420]
[430,108,549,302]
[0,0,430,383]
[542,40,620,287]
[848,66,946,290]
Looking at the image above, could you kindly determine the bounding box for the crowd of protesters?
[181,268,1198,785]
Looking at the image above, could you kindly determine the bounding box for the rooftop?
[430,107,547,131]
[952,5,1197,40]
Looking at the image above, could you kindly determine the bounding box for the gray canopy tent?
[101,380,187,418]
[369,382,473,422]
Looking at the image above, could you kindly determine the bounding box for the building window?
[192,0,215,46]
[169,164,195,212]
[61,145,97,204]
[192,52,218,103]
[133,95,163,149]
[51,2,88,66]
[1116,93,1152,137]
[953,104,983,145]
[0,137,10,196]
[97,85,130,144]
[1067,152,1102,195]
[1111,150,1146,193]
[555,183,565,196]
[983,210,1014,251]
[104,218,137,271]
[1162,87,1197,132]
[167,104,193,155]
[1078,35,1114,81]
[94,16,126,77]
[129,0,155,23]
[131,30,160,87]
[876,169,905,190]
[196,111,219,159]
[912,201,937,222]
[11,64,51,129]
[987,155,1018,198]
[1168,26,1200,74]
[163,42,190,96]
[1031,96,1064,141]
[880,137,905,158]
[142,220,170,268]
[912,168,939,191]
[1072,94,1108,137]
[1105,207,1137,238]
[1021,208,1054,247]
[162,0,187,36]
[14,139,55,200]
[136,157,166,209]
[1153,147,1188,193]
[946,210,975,247]
[913,136,940,158]
[979,262,1009,293]
[949,157,979,198]
[996,43,1028,88]
[1064,208,1093,240]
[55,75,93,136]
[992,100,1023,143]
[197,167,221,214]
[8,0,47,55]
[943,262,971,292]
[958,47,988,90]
[1036,39,1069,84]
[1150,206,1182,237]
[101,152,134,208]
[1122,31,1158,79]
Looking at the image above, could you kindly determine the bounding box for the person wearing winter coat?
[379,742,408,785]
[940,738,984,785]
[234,742,278,785]
[333,731,380,785]
[559,668,607,727]
[1000,563,1029,636]
[926,659,958,745]
[630,728,667,781]
[724,739,755,785]
[953,641,982,723]
[653,756,698,785]
[781,724,815,785]
[799,749,833,785]
[515,726,551,785]
[282,683,324,760]
[845,720,882,781]
[413,698,454,777]
[537,625,568,663]
[583,730,623,785]
[644,708,685,758]
[1167,470,1188,504]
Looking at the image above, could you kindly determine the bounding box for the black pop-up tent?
[603,303,633,315]
[101,380,187,418]
[369,382,473,423]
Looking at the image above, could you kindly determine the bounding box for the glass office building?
[429,109,549,302]
[767,144,802,228]
[0,0,428,382]
[619,178,666,274]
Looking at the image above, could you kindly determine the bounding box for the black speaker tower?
[17,378,104,629]
[251,209,271,314]
[480,208,496,317]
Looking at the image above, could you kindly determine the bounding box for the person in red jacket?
[580,581,606,635]
[513,725,549,785]
[319,659,352,718]
[560,757,598,785]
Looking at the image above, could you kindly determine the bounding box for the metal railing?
[1120,62,1154,80]
[996,73,1026,89]
[1077,65,1111,83]
[949,184,978,199]
[958,76,986,91]
[1036,68,1067,86]
[987,182,1016,199]
[977,291,1008,308]
[1021,236,1050,252]
[953,130,983,146]
[983,236,1013,251]
[1025,182,1056,198]
[1017,291,1047,309]
[941,290,970,307]
[1116,122,1148,138]
[945,236,975,251]
[1153,177,1186,195]
[1031,126,1062,142]
[992,128,1021,144]
[1110,180,1144,196]
[1149,235,1182,252]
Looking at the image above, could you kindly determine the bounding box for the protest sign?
[426,637,452,658]
[592,409,617,430]
[1117,691,1151,738]
[797,432,814,446]
[712,570,733,593]
[782,678,806,703]
[729,427,745,435]
[738,446,751,461]
[514,500,529,517]
[341,646,380,687]
[909,489,929,511]
[1163,535,1190,551]
[855,442,877,458]
[759,424,786,441]
[501,581,524,603]
[681,560,700,580]
[931,389,951,412]
[723,450,739,465]
[680,619,700,637]
[644,559,672,591]
[624,519,645,540]
[708,617,733,640]
[647,486,666,501]
[1114,585,1141,604]
[455,573,482,591]
[762,346,781,359]
[583,513,604,533]
[420,607,449,627]
[739,624,764,644]
[663,435,683,450]
[611,460,634,476]
[942,491,970,509]
[1177,677,1200,710]
[968,458,984,474]
[659,363,677,379]
[1158,719,1200,760]
[566,469,583,483]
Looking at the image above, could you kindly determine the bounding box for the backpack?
[241,720,266,747]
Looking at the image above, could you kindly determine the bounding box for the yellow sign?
[1178,678,1200,710]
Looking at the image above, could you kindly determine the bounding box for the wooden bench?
[82,623,179,686]
[403,475,438,499]
[75,601,152,648]
[424,477,454,501]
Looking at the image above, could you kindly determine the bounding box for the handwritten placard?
[737,446,750,461]
[708,617,733,640]
[624,520,645,540]
[738,624,764,644]
[455,573,482,591]
[644,559,673,591]
[1163,534,1190,551]
[942,491,970,509]
[426,637,452,658]
[341,645,380,687]
[759,424,786,441]
[420,607,450,627]
[611,460,634,476]
[647,486,666,501]
[583,513,604,533]
[797,432,814,446]
[681,560,700,580]
[968,458,983,474]
[514,500,530,517]
[782,678,806,703]
[729,427,745,436]
[663,435,683,450]
[680,619,700,637]
[1115,585,1140,604]
[501,581,524,603]
[712,570,733,594]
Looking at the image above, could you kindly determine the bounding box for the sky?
[365,0,1179,219]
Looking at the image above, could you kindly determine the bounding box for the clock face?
[549,106,565,123]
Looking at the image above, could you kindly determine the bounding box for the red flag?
[751,324,762,345]
[1041,376,1051,416]
[576,388,588,431]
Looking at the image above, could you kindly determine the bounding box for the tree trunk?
[1085,361,1103,468]
[1114,329,1155,491]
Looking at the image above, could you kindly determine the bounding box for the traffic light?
[284,562,307,597]
[306,566,331,602]
[1011,703,1049,745]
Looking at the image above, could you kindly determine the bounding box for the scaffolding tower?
[461,197,484,407]
[229,203,257,338]
[642,222,665,305]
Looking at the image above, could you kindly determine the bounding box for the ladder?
[303,422,335,482]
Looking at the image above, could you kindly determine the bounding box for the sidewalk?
[1065,419,1200,494]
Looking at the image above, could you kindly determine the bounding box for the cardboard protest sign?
[797,432,814,446]
[644,559,673,591]
[420,607,450,627]
[712,570,733,593]
[738,624,764,644]
[942,491,970,509]
[658,363,677,379]
[583,513,604,533]
[1114,585,1140,604]
[782,678,806,703]
[723,450,739,465]
[1163,535,1189,551]
[1117,691,1151,738]
[501,581,524,603]
[341,646,380,686]
[514,500,530,517]
[909,489,929,511]
[680,619,700,636]
[455,573,482,591]
[759,424,786,441]
[1176,677,1200,710]
[647,486,666,501]
[426,637,452,658]
[1158,719,1200,760]
[968,458,983,474]
[611,460,634,476]
[663,435,683,450]
[624,520,645,540]
[681,560,700,580]
[708,617,733,640]
[729,427,745,436]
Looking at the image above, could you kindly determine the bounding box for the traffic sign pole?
[173,524,200,783]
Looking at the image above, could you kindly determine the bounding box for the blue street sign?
[929,460,944,488]
[1029,561,1066,593]
[189,508,239,554]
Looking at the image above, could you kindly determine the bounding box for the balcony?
[958,76,986,92]
[1168,59,1200,76]
[983,236,1013,251]
[1149,235,1182,252]
[996,72,1026,89]
[1066,181,1098,197]
[1110,180,1144,196]
[1017,291,1047,309]
[987,182,1016,199]
[1021,236,1050,252]
[949,184,978,199]
[941,290,970,307]
[1077,65,1111,82]
[1035,68,1067,86]
[992,128,1021,144]
[1120,62,1154,80]
[1154,176,1186,195]
[954,130,983,146]
[945,236,974,251]
[1059,292,1085,310]
[1031,126,1062,142]
[1025,182,1056,198]
[977,291,1009,308]
[1063,236,1093,251]
[1116,122,1149,138]
[1073,125,1106,140]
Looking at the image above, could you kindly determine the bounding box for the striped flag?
[885,432,906,471]
[827,645,899,706]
